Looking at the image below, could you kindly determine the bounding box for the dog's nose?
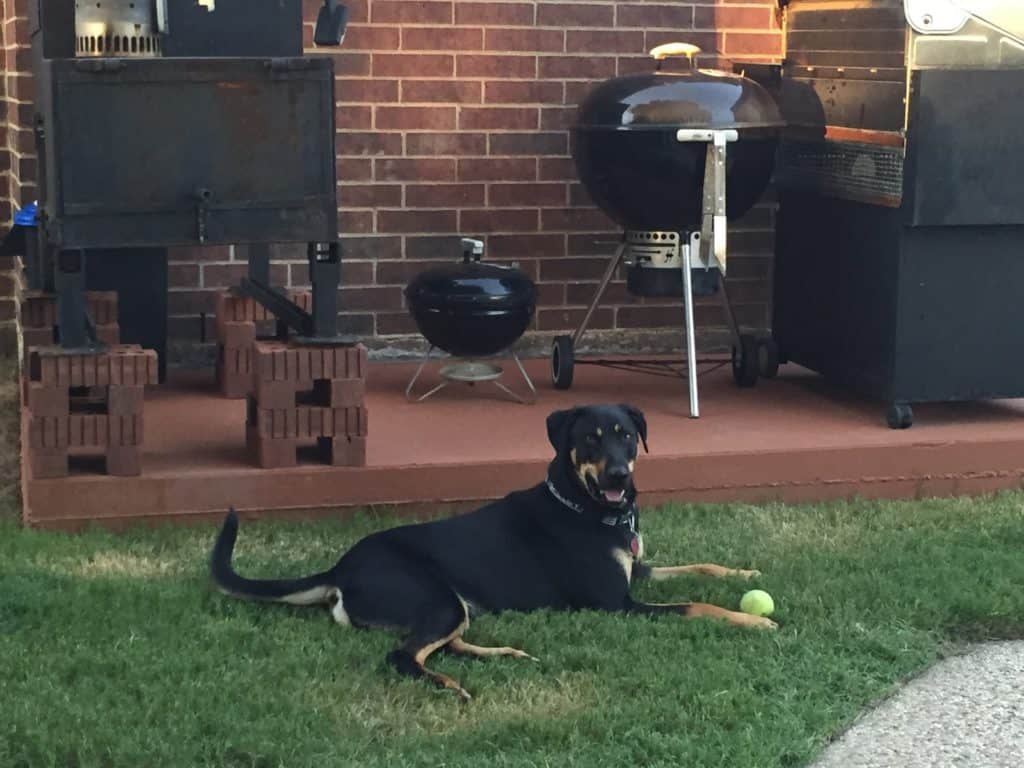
[606,465,630,485]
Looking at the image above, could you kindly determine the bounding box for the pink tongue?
[603,490,625,503]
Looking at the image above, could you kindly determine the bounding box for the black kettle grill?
[552,42,785,417]
[404,239,538,403]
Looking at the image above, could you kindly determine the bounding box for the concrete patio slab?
[813,642,1024,768]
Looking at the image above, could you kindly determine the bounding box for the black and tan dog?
[210,404,776,700]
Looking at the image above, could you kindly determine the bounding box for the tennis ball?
[740,589,774,617]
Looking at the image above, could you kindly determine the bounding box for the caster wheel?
[552,335,575,390]
[886,403,913,430]
[757,337,780,379]
[732,334,759,388]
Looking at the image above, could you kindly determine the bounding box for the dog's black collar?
[545,476,637,531]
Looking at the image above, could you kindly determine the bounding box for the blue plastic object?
[14,202,38,227]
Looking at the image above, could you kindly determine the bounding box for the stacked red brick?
[21,290,120,359]
[214,290,313,398]
[246,341,368,468]
[25,345,158,478]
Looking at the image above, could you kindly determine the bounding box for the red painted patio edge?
[25,437,1024,530]
[23,361,1024,531]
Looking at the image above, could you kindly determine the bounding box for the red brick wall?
[0,1,782,357]
[1,0,32,224]
[0,0,7,227]
[0,1,20,356]
[0,1,8,227]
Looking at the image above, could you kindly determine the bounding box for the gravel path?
[811,641,1024,768]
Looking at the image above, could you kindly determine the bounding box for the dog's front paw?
[731,611,777,630]
[750,615,778,631]
[734,568,762,580]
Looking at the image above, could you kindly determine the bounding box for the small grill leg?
[572,241,625,347]
[496,351,538,405]
[405,346,449,402]
[682,237,699,418]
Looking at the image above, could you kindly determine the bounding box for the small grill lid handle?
[461,237,485,263]
[649,42,701,70]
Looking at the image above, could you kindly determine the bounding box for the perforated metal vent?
[75,0,163,58]
[775,139,906,207]
[625,230,681,269]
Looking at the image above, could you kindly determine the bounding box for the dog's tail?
[210,509,336,606]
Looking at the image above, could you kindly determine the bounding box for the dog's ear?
[546,407,583,456]
[619,404,648,453]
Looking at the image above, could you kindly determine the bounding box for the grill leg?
[246,243,289,339]
[247,243,272,285]
[308,241,341,340]
[682,237,699,418]
[25,227,44,292]
[55,249,90,349]
[572,241,625,347]
[405,346,451,402]
[716,277,743,348]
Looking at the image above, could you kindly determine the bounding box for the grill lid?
[575,43,784,131]
[404,243,537,312]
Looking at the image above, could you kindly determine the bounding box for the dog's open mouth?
[581,474,630,506]
[601,489,626,504]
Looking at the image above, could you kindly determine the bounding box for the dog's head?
[546,404,648,507]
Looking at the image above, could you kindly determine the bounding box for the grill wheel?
[887,402,914,430]
[732,334,759,388]
[757,337,780,379]
[551,335,575,390]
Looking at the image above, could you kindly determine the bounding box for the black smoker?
[24,0,350,372]
[764,0,1024,428]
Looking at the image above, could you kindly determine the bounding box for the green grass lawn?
[3,490,1024,768]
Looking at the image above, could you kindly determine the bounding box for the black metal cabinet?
[775,193,1024,410]
[770,0,1024,428]
[773,68,1024,427]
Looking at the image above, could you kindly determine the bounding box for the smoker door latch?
[73,59,126,74]
[193,188,212,244]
